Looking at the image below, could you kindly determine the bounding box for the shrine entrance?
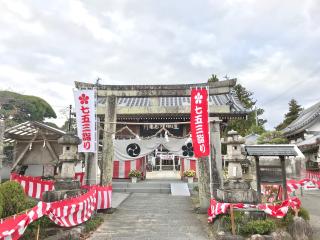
[145,145,182,180]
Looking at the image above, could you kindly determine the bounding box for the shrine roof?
[97,90,246,113]
[4,121,65,143]
[283,101,320,137]
[244,145,302,157]
[296,134,320,151]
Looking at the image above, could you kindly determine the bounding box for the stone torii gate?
[75,79,248,210]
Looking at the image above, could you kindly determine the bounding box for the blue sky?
[0,0,319,129]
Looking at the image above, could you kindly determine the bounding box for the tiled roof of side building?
[244,145,300,157]
[283,101,320,137]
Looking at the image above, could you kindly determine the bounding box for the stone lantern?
[42,132,83,202]
[225,130,246,180]
[57,132,81,179]
[217,130,258,203]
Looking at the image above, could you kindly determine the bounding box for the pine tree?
[276,99,303,131]
[208,74,219,83]
[225,83,266,136]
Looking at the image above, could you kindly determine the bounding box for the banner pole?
[206,86,214,199]
[95,87,98,185]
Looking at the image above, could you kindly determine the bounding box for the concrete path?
[299,190,320,236]
[88,193,209,240]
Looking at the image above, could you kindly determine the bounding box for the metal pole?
[68,104,72,132]
[95,87,98,184]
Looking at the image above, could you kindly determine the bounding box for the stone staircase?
[112,180,197,194]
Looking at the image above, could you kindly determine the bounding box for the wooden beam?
[39,132,59,163]
[255,156,261,203]
[280,156,288,200]
[11,132,38,170]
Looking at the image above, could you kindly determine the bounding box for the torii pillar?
[197,118,222,212]
[102,96,117,186]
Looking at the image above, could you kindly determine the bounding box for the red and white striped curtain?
[113,157,145,178]
[10,172,86,199]
[10,173,54,199]
[180,158,197,177]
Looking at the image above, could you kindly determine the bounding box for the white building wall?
[308,118,320,132]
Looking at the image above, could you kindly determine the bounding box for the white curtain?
[113,137,193,161]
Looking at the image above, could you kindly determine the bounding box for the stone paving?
[88,193,209,240]
[299,190,320,236]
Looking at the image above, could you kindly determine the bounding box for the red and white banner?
[0,202,50,240]
[11,173,86,199]
[10,173,54,199]
[208,197,301,222]
[190,88,210,158]
[74,89,96,152]
[47,188,97,227]
[0,185,112,240]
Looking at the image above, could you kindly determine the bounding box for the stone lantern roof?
[58,132,81,145]
[227,130,238,136]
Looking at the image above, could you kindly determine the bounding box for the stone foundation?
[217,188,258,203]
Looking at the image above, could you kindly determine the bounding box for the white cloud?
[0,0,319,129]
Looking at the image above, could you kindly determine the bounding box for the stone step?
[113,187,171,194]
[171,183,190,196]
[112,181,197,194]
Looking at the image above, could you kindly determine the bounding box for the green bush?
[0,190,4,218]
[84,215,104,233]
[240,219,276,235]
[220,212,275,236]
[298,207,310,221]
[128,170,142,178]
[20,216,56,240]
[282,207,310,226]
[0,181,28,217]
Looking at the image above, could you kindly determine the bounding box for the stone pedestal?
[60,162,76,179]
[43,179,83,202]
[217,186,258,203]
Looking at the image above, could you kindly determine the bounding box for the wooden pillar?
[255,156,261,202]
[101,95,117,186]
[280,156,288,200]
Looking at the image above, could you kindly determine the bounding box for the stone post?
[0,120,4,183]
[197,157,210,212]
[102,95,117,186]
[210,119,222,190]
[85,152,96,185]
[197,119,223,212]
